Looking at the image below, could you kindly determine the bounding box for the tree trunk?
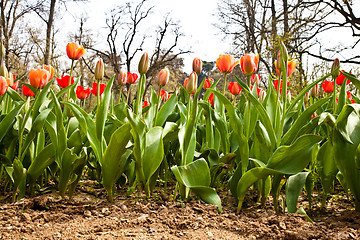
[44,0,56,65]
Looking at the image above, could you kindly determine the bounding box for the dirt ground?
[0,182,359,240]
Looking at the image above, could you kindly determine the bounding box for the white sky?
[60,0,228,73]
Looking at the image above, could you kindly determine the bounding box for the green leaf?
[27,143,56,184]
[317,141,338,196]
[155,93,177,127]
[6,87,25,102]
[0,103,24,142]
[102,123,132,201]
[95,75,115,152]
[171,159,222,212]
[285,172,310,213]
[59,148,78,197]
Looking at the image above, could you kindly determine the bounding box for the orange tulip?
[158,67,169,87]
[203,78,213,90]
[216,54,240,73]
[29,68,51,88]
[192,57,203,75]
[240,53,259,75]
[118,70,127,86]
[274,59,296,77]
[41,65,54,79]
[185,72,197,93]
[228,82,241,95]
[66,42,86,60]
[0,76,8,96]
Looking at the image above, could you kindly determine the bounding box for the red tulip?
[91,82,106,96]
[208,93,214,106]
[216,54,240,73]
[23,84,35,97]
[127,72,138,84]
[57,74,74,88]
[273,79,289,94]
[66,42,86,60]
[322,80,334,93]
[11,80,19,90]
[0,76,8,96]
[160,90,169,101]
[143,100,149,108]
[29,68,51,88]
[228,82,241,95]
[347,91,352,100]
[240,53,259,75]
[251,86,261,97]
[76,86,91,99]
[336,71,351,85]
[203,78,214,90]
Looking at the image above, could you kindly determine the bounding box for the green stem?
[245,75,251,138]
[127,85,131,107]
[117,86,123,105]
[222,72,228,96]
[67,60,74,102]
[96,79,100,107]
[332,79,336,114]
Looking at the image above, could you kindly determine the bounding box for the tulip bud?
[192,57,203,75]
[0,62,8,78]
[95,58,104,81]
[7,72,14,87]
[276,51,282,75]
[203,78,213,90]
[158,67,169,87]
[185,72,197,93]
[0,40,5,57]
[280,40,288,62]
[331,58,340,79]
[251,74,261,86]
[304,92,309,103]
[0,76,8,96]
[118,70,127,86]
[138,52,149,75]
[287,90,292,101]
[310,84,319,97]
[259,89,266,102]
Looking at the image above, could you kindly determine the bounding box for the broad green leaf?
[58,148,78,197]
[155,93,177,127]
[317,141,338,196]
[171,159,222,212]
[6,87,24,102]
[285,172,310,213]
[0,103,24,142]
[27,143,56,184]
[101,123,132,201]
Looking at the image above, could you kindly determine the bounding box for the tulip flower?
[76,86,91,99]
[41,65,54,79]
[192,57,203,75]
[11,80,19,90]
[29,68,51,88]
[310,84,319,97]
[322,80,334,93]
[0,62,8,78]
[251,74,261,86]
[203,78,214,90]
[66,42,86,60]
[56,74,75,88]
[91,82,106,96]
[127,72,138,84]
[331,58,340,79]
[158,67,169,87]
[228,82,241,95]
[23,84,35,97]
[216,54,239,73]
[336,71,351,85]
[160,90,169,101]
[0,76,8,95]
[138,52,149,75]
[240,53,259,76]
[274,59,296,77]
[250,86,261,97]
[94,58,104,81]
[143,100,149,108]
[273,79,289,94]
[118,70,127,86]
[208,93,214,106]
[346,91,352,100]
[185,72,197,93]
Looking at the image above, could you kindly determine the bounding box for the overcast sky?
[60,0,228,73]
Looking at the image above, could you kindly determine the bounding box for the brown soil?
[0,182,359,240]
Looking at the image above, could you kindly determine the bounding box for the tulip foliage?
[1,40,360,215]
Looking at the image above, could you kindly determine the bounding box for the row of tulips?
[0,39,360,215]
